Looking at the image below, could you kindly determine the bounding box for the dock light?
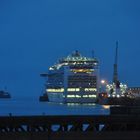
[117,94,120,98]
[101,80,106,84]
[101,80,108,85]
[112,94,115,97]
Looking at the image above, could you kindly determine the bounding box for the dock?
[0,108,140,140]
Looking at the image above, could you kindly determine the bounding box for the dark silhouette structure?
[0,110,140,140]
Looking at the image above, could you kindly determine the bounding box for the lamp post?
[100,79,108,92]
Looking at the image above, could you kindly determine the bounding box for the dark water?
[0,97,110,116]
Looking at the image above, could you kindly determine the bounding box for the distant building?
[127,87,140,95]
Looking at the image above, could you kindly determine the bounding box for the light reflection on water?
[67,103,96,106]
[0,97,110,116]
[102,105,110,109]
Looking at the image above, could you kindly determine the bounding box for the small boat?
[0,90,11,98]
[39,93,48,102]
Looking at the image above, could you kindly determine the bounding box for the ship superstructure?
[41,50,99,103]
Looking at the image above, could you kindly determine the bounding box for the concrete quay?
[0,109,140,140]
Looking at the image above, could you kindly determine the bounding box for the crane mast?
[113,41,119,85]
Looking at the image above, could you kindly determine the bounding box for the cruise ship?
[40,50,99,103]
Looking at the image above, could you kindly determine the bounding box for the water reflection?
[0,98,110,116]
[67,103,96,106]
[102,105,110,109]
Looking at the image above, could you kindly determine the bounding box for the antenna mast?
[113,41,118,84]
[92,50,94,58]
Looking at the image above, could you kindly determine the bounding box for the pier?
[0,109,140,140]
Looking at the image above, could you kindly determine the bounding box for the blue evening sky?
[0,0,140,98]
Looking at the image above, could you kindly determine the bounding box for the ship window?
[67,88,80,92]
[83,95,88,97]
[67,95,75,98]
[70,69,94,73]
[85,88,97,92]
[47,88,64,92]
[75,95,81,98]
[89,95,96,98]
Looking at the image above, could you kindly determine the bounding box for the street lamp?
[100,79,108,92]
[101,80,106,84]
